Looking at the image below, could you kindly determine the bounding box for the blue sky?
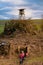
[0,0,43,19]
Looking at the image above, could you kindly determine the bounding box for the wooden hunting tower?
[19,9,25,19]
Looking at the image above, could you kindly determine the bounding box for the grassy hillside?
[0,19,42,25]
[0,19,43,65]
[0,19,43,34]
[0,20,10,34]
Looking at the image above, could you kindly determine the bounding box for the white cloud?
[6,6,43,19]
[31,8,42,12]
[6,7,33,19]
[6,8,19,16]
[0,7,12,10]
[0,0,26,5]
[32,17,41,19]
[0,15,9,19]
[25,9,32,19]
[0,0,43,19]
[0,5,42,19]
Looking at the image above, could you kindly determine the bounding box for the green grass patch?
[0,25,4,34]
[24,56,43,64]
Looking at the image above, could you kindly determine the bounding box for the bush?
[4,20,39,35]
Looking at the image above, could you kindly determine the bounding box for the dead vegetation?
[3,20,39,36]
[0,20,43,65]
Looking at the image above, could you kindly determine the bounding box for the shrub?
[4,20,39,35]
